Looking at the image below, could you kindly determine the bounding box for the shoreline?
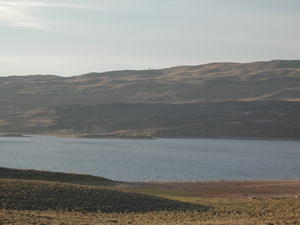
[2,166,300,184]
[2,132,300,141]
[122,179,300,199]
[2,166,300,183]
[1,167,300,199]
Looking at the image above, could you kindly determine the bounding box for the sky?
[0,0,299,76]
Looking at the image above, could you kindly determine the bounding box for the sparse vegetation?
[0,179,205,213]
[0,168,300,224]
[1,60,300,139]
[52,101,300,139]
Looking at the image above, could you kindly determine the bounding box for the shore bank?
[1,167,300,225]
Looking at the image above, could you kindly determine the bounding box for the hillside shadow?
[0,167,116,186]
[0,180,210,213]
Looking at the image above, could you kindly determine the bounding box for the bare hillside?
[1,60,300,138]
[0,60,299,112]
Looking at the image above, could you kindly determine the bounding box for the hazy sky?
[0,0,299,76]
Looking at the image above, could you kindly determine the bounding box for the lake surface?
[0,136,299,182]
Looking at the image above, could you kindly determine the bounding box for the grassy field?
[0,168,300,225]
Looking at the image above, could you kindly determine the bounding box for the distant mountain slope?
[51,101,300,139]
[0,60,299,112]
[1,60,300,139]
[1,101,299,139]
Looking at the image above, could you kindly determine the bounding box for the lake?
[0,136,299,182]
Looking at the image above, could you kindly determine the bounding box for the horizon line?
[1,59,299,78]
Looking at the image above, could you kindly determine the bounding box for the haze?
[0,0,299,76]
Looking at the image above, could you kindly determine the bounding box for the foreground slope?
[1,168,300,225]
[0,168,205,213]
[0,167,115,186]
[0,180,204,213]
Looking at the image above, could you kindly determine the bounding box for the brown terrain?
[1,168,300,224]
[121,180,300,199]
[0,60,300,139]
[1,61,300,224]
[1,60,300,108]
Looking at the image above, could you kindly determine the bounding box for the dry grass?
[119,180,300,199]
[0,179,205,213]
[1,168,300,224]
[1,198,300,225]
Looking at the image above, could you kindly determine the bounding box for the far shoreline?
[3,132,300,142]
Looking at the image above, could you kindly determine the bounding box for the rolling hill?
[0,60,299,138]
[1,60,300,110]
[1,167,300,224]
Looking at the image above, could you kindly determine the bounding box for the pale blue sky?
[0,0,299,76]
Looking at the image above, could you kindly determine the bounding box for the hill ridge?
[0,60,299,138]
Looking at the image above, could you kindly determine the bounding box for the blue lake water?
[0,136,299,182]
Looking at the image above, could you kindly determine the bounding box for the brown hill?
[0,60,299,138]
[52,101,300,139]
[0,60,299,112]
[0,168,206,213]
[1,101,299,139]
